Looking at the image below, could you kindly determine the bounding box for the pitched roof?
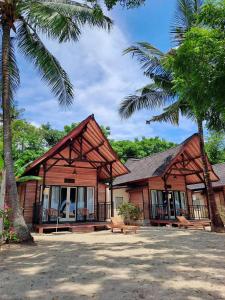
[113,144,182,185]
[113,133,219,186]
[188,162,225,190]
[24,115,129,180]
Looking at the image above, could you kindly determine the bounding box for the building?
[18,115,128,229]
[188,163,225,212]
[113,134,220,225]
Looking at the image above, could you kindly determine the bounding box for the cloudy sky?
[17,0,197,142]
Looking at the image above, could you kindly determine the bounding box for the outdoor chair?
[47,208,62,232]
[110,216,139,234]
[177,216,211,230]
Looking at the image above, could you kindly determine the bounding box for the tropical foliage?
[0,0,113,242]
[117,202,141,224]
[119,0,225,232]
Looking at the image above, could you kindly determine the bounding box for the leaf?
[17,21,74,106]
[0,37,20,104]
[20,0,112,43]
[16,175,42,183]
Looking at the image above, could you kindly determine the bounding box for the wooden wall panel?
[39,165,97,187]
[22,181,37,225]
[142,187,150,220]
[148,176,186,191]
[129,190,144,219]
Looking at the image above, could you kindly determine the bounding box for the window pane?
[115,197,123,209]
[77,187,85,221]
[180,192,186,209]
[42,186,50,222]
[69,188,76,219]
[51,186,60,210]
[87,187,94,220]
[59,187,67,218]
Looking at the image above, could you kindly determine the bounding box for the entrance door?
[162,191,176,219]
[59,187,76,221]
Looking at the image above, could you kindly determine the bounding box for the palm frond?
[171,0,203,44]
[0,37,20,104]
[17,21,73,106]
[119,88,171,119]
[16,175,42,183]
[124,42,165,77]
[20,0,112,43]
[147,101,181,125]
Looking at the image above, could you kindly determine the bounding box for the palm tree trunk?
[2,22,33,242]
[197,118,224,232]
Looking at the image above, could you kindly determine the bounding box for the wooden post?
[184,175,191,219]
[163,176,170,220]
[110,163,114,217]
[40,163,46,224]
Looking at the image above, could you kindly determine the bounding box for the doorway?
[43,186,95,222]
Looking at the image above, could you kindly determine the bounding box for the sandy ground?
[0,227,225,300]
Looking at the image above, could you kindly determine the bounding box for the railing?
[188,205,209,220]
[98,203,111,221]
[33,202,111,224]
[150,204,209,220]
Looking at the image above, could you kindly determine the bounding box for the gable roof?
[188,162,225,190]
[113,133,219,186]
[24,115,129,180]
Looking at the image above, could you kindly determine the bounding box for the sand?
[0,227,225,300]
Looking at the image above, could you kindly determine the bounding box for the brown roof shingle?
[113,143,183,185]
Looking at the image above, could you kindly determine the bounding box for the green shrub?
[117,202,141,224]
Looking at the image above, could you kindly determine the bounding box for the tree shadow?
[0,227,225,300]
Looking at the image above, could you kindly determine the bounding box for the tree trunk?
[2,22,33,242]
[197,118,224,232]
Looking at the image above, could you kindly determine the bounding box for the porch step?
[34,223,109,234]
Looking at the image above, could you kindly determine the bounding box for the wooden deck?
[150,219,211,228]
[150,219,180,227]
[34,222,109,234]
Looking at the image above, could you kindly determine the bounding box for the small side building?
[113,134,220,225]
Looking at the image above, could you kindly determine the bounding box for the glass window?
[51,186,60,210]
[77,187,85,221]
[87,187,94,220]
[115,197,123,210]
[180,192,186,209]
[42,186,50,222]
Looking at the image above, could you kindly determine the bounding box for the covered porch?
[150,134,219,223]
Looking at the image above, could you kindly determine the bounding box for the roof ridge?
[125,133,199,164]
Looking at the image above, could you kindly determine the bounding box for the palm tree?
[0,0,112,242]
[119,0,225,232]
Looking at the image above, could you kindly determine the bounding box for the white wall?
[112,187,129,216]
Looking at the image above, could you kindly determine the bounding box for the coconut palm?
[0,0,112,242]
[119,0,225,232]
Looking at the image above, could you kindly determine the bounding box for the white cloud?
[17,22,196,143]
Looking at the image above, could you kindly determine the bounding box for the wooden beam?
[82,141,104,156]
[110,162,114,217]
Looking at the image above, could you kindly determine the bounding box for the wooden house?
[113,134,222,225]
[188,163,225,214]
[18,115,128,230]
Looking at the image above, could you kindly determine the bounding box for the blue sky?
[17,0,197,143]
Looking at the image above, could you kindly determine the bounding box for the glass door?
[87,187,94,220]
[59,187,76,221]
[168,192,176,219]
[77,187,85,221]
